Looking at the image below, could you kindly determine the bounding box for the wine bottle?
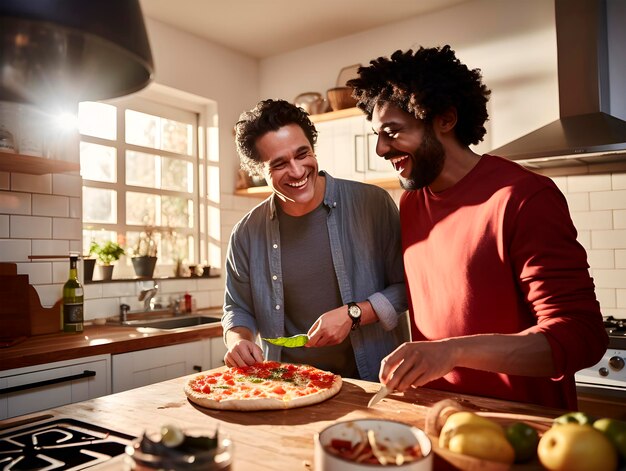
[62,255,84,332]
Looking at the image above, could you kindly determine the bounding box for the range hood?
[490,0,626,169]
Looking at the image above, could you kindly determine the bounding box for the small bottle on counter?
[184,292,192,313]
[62,255,84,332]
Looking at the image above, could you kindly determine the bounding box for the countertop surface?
[0,312,224,371]
[0,371,566,470]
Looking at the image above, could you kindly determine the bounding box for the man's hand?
[379,340,457,391]
[306,305,352,347]
[224,326,264,367]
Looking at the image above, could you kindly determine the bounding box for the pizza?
[184,361,342,411]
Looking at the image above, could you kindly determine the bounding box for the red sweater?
[400,155,607,410]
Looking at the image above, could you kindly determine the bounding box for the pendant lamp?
[0,0,154,106]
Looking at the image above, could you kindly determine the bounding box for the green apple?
[505,422,539,463]
[594,418,626,460]
[553,411,593,426]
[538,423,617,471]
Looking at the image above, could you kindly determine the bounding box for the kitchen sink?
[113,314,222,330]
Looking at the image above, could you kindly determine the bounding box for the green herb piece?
[262,334,308,348]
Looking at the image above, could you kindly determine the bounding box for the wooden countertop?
[0,373,565,470]
[0,320,223,371]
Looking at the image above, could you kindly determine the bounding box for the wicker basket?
[327,87,357,111]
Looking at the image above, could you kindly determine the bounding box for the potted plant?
[89,241,125,280]
[82,245,97,282]
[131,227,158,278]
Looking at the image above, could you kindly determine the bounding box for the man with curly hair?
[347,46,607,408]
[221,99,407,380]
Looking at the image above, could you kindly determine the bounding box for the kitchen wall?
[1,0,624,321]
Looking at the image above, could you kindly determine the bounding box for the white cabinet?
[313,112,397,182]
[111,338,227,393]
[0,354,111,420]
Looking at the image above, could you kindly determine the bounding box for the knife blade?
[367,385,389,408]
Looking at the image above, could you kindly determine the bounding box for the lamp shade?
[0,0,154,106]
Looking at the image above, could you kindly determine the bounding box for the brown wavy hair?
[235,99,318,177]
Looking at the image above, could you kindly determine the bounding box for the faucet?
[138,283,159,310]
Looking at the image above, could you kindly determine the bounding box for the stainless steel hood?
[489,0,626,170]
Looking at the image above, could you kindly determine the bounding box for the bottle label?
[63,302,84,324]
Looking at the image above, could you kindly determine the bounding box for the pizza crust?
[184,365,342,411]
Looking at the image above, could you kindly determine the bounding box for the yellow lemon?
[439,411,503,448]
[447,424,515,464]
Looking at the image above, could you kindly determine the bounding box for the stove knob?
[608,356,624,371]
[599,367,609,377]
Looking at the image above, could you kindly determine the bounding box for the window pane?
[78,102,116,140]
[162,195,191,228]
[80,142,116,182]
[126,150,158,188]
[162,118,192,155]
[162,157,191,192]
[126,230,161,258]
[126,191,157,225]
[83,229,117,248]
[83,187,116,223]
[126,109,158,149]
[161,231,189,264]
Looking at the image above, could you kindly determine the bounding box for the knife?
[367,385,390,408]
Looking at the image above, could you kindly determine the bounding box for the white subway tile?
[52,260,71,283]
[103,282,136,297]
[52,217,81,240]
[617,289,626,308]
[52,173,82,197]
[33,283,62,308]
[564,192,589,211]
[69,239,82,254]
[11,173,52,193]
[0,190,31,214]
[576,230,591,250]
[209,290,225,309]
[16,262,52,284]
[571,210,612,231]
[0,172,9,189]
[84,283,103,300]
[612,173,626,190]
[84,297,120,319]
[0,239,31,261]
[590,189,626,210]
[602,308,626,318]
[0,215,8,237]
[32,194,69,217]
[159,278,197,294]
[587,249,615,269]
[595,288,616,308]
[616,250,626,268]
[614,210,626,229]
[567,174,612,192]
[10,215,51,238]
[592,269,626,289]
[69,196,81,219]
[31,239,69,256]
[591,229,626,249]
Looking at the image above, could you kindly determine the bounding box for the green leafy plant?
[89,241,125,265]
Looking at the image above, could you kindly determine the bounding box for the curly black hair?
[347,45,491,146]
[234,99,318,177]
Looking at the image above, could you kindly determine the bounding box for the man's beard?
[399,126,445,191]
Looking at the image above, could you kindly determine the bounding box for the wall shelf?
[0,152,79,175]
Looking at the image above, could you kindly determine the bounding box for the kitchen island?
[0,371,566,470]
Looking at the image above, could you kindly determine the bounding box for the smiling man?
[347,46,607,408]
[221,99,407,380]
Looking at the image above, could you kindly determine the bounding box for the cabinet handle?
[0,370,96,395]
[192,365,202,372]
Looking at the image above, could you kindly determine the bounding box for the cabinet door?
[209,337,227,369]
[0,355,111,420]
[112,342,202,393]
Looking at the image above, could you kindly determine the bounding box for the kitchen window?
[79,89,220,279]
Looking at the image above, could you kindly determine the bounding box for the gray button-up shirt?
[222,171,407,381]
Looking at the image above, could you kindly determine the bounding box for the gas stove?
[0,418,134,470]
[575,316,626,394]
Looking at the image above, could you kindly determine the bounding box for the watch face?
[348,304,361,319]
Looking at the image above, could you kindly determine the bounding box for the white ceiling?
[139,0,471,59]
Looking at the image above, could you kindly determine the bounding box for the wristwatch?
[347,302,362,330]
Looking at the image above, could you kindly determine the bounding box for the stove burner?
[604,316,626,336]
[0,419,134,471]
